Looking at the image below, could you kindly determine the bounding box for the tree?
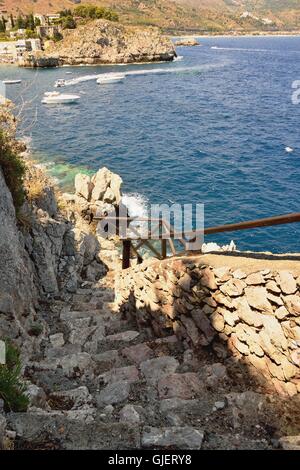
[16,15,25,29]
[1,16,7,31]
[62,16,76,30]
[59,9,72,18]
[27,14,35,31]
[74,5,118,22]
[0,20,5,33]
[10,14,15,29]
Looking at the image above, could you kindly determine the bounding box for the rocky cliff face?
[20,20,176,68]
[0,168,38,355]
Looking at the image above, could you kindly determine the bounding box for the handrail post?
[122,239,131,269]
[160,219,167,258]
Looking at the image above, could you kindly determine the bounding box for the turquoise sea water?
[1,36,300,253]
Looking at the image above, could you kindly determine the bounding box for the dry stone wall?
[116,257,300,397]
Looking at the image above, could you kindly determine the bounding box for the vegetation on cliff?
[0,340,29,412]
[0,106,25,211]
[1,0,300,33]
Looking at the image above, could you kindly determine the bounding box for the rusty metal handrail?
[93,212,300,268]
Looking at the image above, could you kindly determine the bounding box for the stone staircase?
[5,274,287,450]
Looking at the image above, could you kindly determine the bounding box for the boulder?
[75,173,93,201]
[91,167,122,204]
[276,271,297,295]
[142,426,204,450]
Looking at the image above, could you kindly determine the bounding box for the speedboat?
[2,79,22,85]
[42,91,80,105]
[54,79,67,88]
[97,73,125,85]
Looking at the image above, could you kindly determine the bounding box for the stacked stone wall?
[116,257,300,396]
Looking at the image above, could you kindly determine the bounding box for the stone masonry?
[116,257,300,397]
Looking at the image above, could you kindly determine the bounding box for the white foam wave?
[173,55,184,62]
[122,192,148,219]
[211,46,271,53]
[122,192,149,237]
[56,61,228,88]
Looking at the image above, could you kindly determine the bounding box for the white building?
[34,14,47,26]
[46,14,61,25]
[0,41,17,58]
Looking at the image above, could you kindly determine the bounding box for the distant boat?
[285,146,294,153]
[54,79,67,88]
[97,73,125,85]
[42,92,80,105]
[2,79,22,85]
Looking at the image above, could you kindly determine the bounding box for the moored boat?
[2,79,22,85]
[97,73,125,85]
[42,91,80,105]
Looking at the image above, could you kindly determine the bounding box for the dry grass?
[26,179,45,203]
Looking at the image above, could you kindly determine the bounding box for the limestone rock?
[157,373,202,399]
[175,38,200,47]
[245,272,265,285]
[266,280,281,294]
[220,279,246,297]
[99,365,139,384]
[91,167,113,202]
[121,343,153,364]
[106,331,140,342]
[96,381,131,406]
[26,384,47,409]
[279,435,300,450]
[232,269,247,279]
[244,287,273,314]
[275,306,290,320]
[284,295,300,315]
[49,333,65,348]
[200,267,217,290]
[276,271,297,295]
[140,356,179,382]
[210,310,225,332]
[142,426,204,450]
[119,405,140,423]
[75,173,93,201]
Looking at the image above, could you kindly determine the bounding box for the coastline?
[169,31,300,39]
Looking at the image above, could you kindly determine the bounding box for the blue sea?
[1,36,300,253]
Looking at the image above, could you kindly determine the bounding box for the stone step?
[7,412,141,450]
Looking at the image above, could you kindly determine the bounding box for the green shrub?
[0,340,29,412]
[0,129,26,211]
[74,4,119,22]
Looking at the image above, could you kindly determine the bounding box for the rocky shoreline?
[19,19,176,68]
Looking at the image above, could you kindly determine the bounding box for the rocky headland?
[0,104,300,450]
[174,38,201,47]
[19,19,176,68]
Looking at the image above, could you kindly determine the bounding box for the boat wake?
[211,46,271,53]
[55,61,229,88]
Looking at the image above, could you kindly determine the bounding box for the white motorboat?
[42,91,80,105]
[97,73,125,85]
[54,79,67,88]
[2,79,22,85]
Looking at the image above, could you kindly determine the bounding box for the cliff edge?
[19,19,176,68]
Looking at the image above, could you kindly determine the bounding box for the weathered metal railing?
[94,212,300,269]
